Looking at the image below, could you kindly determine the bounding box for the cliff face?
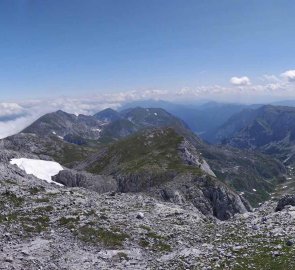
[200,182,251,220]
[149,174,249,220]
[52,170,118,194]
[52,165,248,221]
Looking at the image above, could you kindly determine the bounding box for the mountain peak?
[93,108,121,122]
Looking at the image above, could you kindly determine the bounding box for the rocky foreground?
[1,161,295,270]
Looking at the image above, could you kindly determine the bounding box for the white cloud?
[261,74,280,83]
[0,114,37,139]
[230,76,251,86]
[0,103,26,119]
[281,70,295,82]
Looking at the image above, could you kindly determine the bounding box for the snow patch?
[10,158,64,186]
[154,112,158,116]
[92,128,102,133]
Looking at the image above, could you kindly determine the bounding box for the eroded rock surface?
[1,158,295,269]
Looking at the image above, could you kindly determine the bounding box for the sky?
[0,0,295,137]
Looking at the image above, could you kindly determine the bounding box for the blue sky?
[0,0,295,101]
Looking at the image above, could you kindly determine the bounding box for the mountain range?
[2,102,295,269]
[1,105,288,208]
[120,100,261,139]
[212,105,295,166]
[22,107,190,144]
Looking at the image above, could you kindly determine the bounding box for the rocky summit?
[1,156,295,270]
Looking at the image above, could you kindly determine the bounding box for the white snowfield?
[10,158,64,186]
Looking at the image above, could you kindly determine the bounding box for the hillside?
[68,128,248,220]
[93,108,122,122]
[22,110,104,142]
[1,150,295,269]
[1,132,101,168]
[199,144,286,206]
[212,105,295,166]
[71,126,285,207]
[79,128,207,176]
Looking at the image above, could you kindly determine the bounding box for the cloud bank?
[0,69,295,139]
[0,103,26,120]
[0,90,169,139]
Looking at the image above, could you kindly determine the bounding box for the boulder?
[275,195,295,211]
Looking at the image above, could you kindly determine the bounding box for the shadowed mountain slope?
[212,105,295,166]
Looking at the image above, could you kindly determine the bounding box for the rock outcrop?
[275,194,295,211]
[151,174,250,220]
[52,169,118,194]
